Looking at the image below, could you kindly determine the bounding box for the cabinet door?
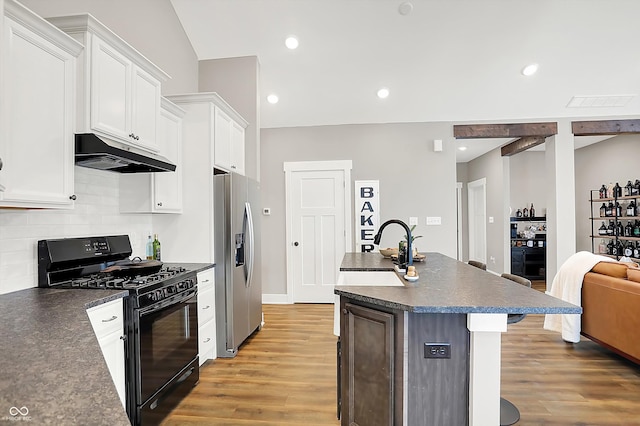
[87,299,125,408]
[0,16,75,208]
[131,66,160,151]
[342,302,395,426]
[230,120,245,175]
[90,36,131,141]
[199,319,216,366]
[152,106,182,212]
[213,107,232,171]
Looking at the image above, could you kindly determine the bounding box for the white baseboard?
[262,293,291,304]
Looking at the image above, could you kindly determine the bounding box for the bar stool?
[499,273,532,425]
[468,260,487,270]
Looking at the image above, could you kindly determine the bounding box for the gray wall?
[20,0,199,94]
[509,151,546,218]
[456,163,469,261]
[575,134,640,254]
[199,57,260,181]
[261,123,458,296]
[465,148,507,273]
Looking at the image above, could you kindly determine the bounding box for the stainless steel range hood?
[75,133,176,173]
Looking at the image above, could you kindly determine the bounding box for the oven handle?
[139,288,197,316]
[149,365,196,411]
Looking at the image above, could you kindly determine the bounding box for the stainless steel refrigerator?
[214,172,262,358]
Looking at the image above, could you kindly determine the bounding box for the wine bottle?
[530,203,535,218]
[516,209,522,218]
[616,221,624,237]
[614,182,622,198]
[625,241,634,257]
[607,221,615,236]
[634,220,640,237]
[615,202,622,217]
[607,240,614,255]
[626,181,634,197]
[146,235,153,260]
[606,202,614,217]
[523,207,529,217]
[627,200,637,217]
[625,221,633,237]
[598,222,607,235]
[599,184,608,199]
[599,203,607,217]
[153,234,161,261]
[634,179,640,196]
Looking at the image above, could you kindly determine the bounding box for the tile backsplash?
[0,167,152,294]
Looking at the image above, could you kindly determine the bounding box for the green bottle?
[153,234,161,261]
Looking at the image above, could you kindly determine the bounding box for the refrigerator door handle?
[245,202,255,288]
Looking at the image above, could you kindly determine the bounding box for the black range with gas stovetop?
[38,235,203,426]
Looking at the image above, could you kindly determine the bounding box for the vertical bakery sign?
[355,180,380,252]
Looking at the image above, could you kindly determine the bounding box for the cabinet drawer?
[197,268,214,292]
[198,286,215,326]
[199,318,216,365]
[87,298,124,337]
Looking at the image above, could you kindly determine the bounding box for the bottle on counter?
[523,206,529,217]
[617,221,624,237]
[615,202,622,217]
[599,184,608,199]
[614,182,622,198]
[607,240,614,255]
[146,235,154,260]
[530,203,535,218]
[625,221,633,237]
[626,181,634,197]
[634,180,640,196]
[153,234,161,261]
[599,203,607,217]
[627,200,637,217]
[516,208,522,218]
[598,222,607,235]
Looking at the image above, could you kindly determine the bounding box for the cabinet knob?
[294,241,299,247]
[69,195,77,201]
[157,202,163,207]
[342,309,348,315]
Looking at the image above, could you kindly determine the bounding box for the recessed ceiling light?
[521,63,539,76]
[285,36,299,50]
[377,87,390,99]
[267,94,279,104]
[458,146,468,151]
[398,1,414,15]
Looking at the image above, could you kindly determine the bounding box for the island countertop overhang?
[335,252,582,315]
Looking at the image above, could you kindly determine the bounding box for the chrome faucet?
[373,219,413,268]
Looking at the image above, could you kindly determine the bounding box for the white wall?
[261,122,457,296]
[0,168,152,294]
[575,134,640,254]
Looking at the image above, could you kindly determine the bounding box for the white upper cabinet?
[119,97,184,214]
[0,0,82,209]
[168,93,248,176]
[47,14,168,154]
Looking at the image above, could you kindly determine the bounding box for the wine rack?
[589,189,640,261]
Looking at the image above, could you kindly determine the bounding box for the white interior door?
[468,178,487,264]
[285,161,352,303]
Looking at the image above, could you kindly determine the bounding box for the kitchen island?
[335,252,581,426]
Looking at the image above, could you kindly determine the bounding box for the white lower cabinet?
[197,268,216,366]
[87,298,126,408]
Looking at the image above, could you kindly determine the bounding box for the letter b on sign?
[361,187,374,198]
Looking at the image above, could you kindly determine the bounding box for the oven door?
[135,288,198,404]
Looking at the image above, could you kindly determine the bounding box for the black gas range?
[38,235,199,426]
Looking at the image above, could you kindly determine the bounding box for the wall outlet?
[489,216,494,223]
[263,207,271,215]
[490,256,496,264]
[424,343,451,359]
[426,216,441,225]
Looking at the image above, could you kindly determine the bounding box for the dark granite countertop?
[0,288,130,425]
[336,252,582,314]
[0,262,213,425]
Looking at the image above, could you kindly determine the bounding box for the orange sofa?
[581,262,640,364]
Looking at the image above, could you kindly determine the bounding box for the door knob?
[294,242,299,246]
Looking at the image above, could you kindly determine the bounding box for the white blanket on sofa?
[543,251,617,343]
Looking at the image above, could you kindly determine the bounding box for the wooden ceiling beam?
[453,122,557,139]
[500,136,546,157]
[572,119,640,136]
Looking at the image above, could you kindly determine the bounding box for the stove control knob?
[167,285,176,294]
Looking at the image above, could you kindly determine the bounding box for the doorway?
[468,178,487,264]
[284,160,353,303]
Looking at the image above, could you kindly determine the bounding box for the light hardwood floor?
[163,296,640,425]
